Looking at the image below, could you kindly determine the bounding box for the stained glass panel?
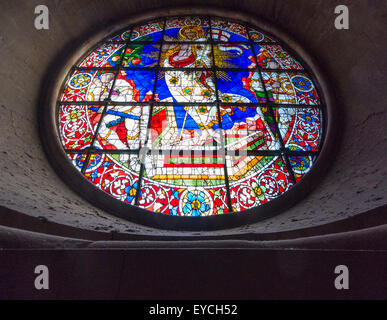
[289,154,317,183]
[59,105,95,150]
[160,43,212,68]
[275,107,323,151]
[66,154,84,174]
[228,155,293,211]
[79,43,125,67]
[211,18,248,42]
[138,153,228,215]
[61,70,116,102]
[262,72,320,105]
[248,27,276,43]
[164,17,210,42]
[84,153,141,204]
[213,44,254,69]
[57,16,324,218]
[156,70,216,103]
[148,105,221,150]
[131,20,164,42]
[122,44,160,68]
[111,70,156,102]
[93,105,149,150]
[217,71,265,103]
[221,106,280,151]
[254,44,303,70]
[109,29,132,41]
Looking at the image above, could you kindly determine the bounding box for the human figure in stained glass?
[160,24,273,150]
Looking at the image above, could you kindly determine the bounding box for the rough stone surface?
[0,0,386,236]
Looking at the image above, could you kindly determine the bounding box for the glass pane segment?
[142,152,225,187]
[289,155,317,182]
[61,70,116,102]
[164,16,210,41]
[248,27,276,43]
[160,43,212,68]
[148,105,221,150]
[211,18,248,42]
[131,19,164,41]
[59,105,95,150]
[214,44,254,69]
[138,152,228,215]
[156,70,216,103]
[82,153,141,204]
[254,44,303,70]
[67,153,87,172]
[227,155,293,211]
[276,107,323,151]
[221,106,280,151]
[79,43,125,67]
[108,29,131,41]
[111,70,156,102]
[262,72,320,105]
[139,178,229,215]
[217,71,266,103]
[93,105,149,150]
[122,44,160,68]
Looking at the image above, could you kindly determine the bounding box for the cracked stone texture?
[0,0,386,236]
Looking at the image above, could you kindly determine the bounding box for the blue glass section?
[214,44,254,69]
[221,107,258,130]
[111,70,156,102]
[216,71,258,103]
[104,46,124,67]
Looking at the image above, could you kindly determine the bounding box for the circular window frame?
[39,7,336,231]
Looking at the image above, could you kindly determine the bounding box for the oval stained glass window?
[58,16,324,217]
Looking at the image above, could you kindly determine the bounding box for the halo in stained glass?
[57,15,325,219]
